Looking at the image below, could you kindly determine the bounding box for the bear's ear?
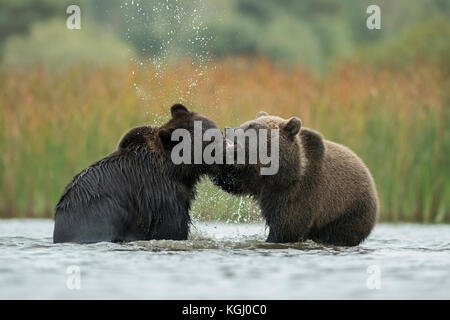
[282,117,302,137]
[170,104,190,118]
[256,111,268,118]
[118,127,148,150]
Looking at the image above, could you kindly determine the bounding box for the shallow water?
[0,219,449,299]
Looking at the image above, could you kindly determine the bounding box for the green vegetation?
[1,0,450,72]
[0,0,448,222]
[0,57,448,222]
[3,19,133,71]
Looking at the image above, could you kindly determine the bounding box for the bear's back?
[53,150,192,243]
[310,139,378,228]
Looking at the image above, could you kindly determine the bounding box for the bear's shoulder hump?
[300,128,325,161]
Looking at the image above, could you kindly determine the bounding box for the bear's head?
[240,110,301,142]
[225,111,302,180]
[118,104,223,182]
[158,103,223,163]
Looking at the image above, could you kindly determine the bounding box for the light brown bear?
[211,111,379,246]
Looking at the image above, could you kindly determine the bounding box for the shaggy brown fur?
[211,111,379,246]
[53,104,221,243]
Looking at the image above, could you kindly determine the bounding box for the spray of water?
[119,1,255,224]
[121,0,213,125]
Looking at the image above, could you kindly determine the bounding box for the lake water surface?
[0,219,449,299]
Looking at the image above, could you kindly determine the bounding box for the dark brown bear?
[53,104,221,243]
[211,111,379,246]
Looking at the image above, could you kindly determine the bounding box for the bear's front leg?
[264,210,313,243]
[265,225,307,243]
[261,186,315,243]
[266,228,278,242]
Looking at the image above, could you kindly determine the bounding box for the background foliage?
[0,0,449,222]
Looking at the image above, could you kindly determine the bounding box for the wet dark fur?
[210,113,379,246]
[53,105,219,243]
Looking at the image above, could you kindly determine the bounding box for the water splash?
[121,0,213,115]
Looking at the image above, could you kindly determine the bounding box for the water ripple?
[0,220,449,299]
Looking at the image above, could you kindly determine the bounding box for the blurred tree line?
[0,0,449,72]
